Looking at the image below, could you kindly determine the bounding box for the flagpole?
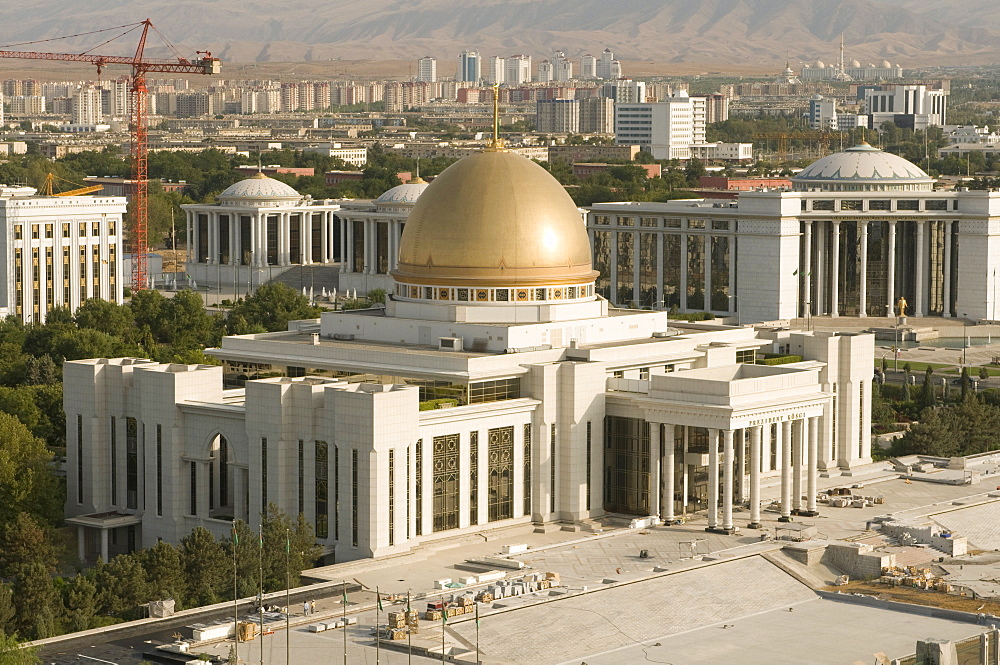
[441,610,446,664]
[343,580,348,665]
[407,591,412,665]
[233,526,239,665]
[259,529,264,665]
[285,529,290,665]
[476,602,480,665]
[375,586,381,665]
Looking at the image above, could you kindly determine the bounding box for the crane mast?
[0,19,221,291]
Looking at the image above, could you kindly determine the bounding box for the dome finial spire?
[487,83,505,151]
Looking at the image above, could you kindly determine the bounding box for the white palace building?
[65,148,873,563]
[589,143,1000,323]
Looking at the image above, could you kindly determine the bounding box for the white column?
[100,529,109,563]
[815,222,825,314]
[186,212,193,265]
[830,220,841,317]
[681,427,689,516]
[344,219,353,272]
[749,425,762,527]
[722,429,734,531]
[364,220,374,274]
[802,221,812,317]
[806,416,819,515]
[780,420,792,520]
[230,215,239,266]
[703,236,712,312]
[207,213,217,265]
[663,425,675,522]
[858,221,868,317]
[792,420,803,512]
[915,220,926,317]
[774,420,783,470]
[943,221,952,317]
[887,221,897,316]
[650,424,661,520]
[706,428,719,530]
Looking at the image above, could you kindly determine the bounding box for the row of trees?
[0,506,320,641]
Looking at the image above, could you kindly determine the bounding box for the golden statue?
[896,296,908,317]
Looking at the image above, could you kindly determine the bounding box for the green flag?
[232,526,238,545]
[475,602,480,627]
[343,584,348,606]
[377,591,383,613]
[258,530,263,548]
[442,610,447,625]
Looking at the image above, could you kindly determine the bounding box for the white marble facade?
[66,150,874,564]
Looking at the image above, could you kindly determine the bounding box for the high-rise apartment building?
[579,97,614,134]
[580,54,597,79]
[457,51,481,83]
[596,48,621,79]
[536,98,580,133]
[72,85,103,125]
[417,56,438,83]
[504,55,532,85]
[537,60,554,83]
[485,56,505,85]
[601,79,646,104]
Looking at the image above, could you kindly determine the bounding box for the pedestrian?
[310,599,316,615]
[303,600,309,616]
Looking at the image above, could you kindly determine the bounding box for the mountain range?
[0,0,997,69]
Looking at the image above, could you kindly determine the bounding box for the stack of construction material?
[385,628,407,641]
[424,609,442,621]
[445,606,461,619]
[476,591,494,603]
[387,612,406,629]
[405,610,419,634]
[545,572,560,586]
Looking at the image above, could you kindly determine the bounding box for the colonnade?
[188,209,338,268]
[339,217,406,275]
[802,219,955,319]
[653,417,821,531]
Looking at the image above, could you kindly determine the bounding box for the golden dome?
[393,150,597,288]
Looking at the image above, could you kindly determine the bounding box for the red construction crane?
[0,19,221,290]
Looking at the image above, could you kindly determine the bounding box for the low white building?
[65,148,873,562]
[0,185,126,322]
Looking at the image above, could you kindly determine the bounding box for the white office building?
[72,85,103,125]
[863,84,949,130]
[588,142,1000,323]
[65,148,873,562]
[0,185,126,322]
[536,99,580,134]
[615,92,704,160]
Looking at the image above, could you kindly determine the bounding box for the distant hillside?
[0,0,997,68]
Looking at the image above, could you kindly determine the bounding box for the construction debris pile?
[880,565,954,593]
[817,487,885,509]
[382,572,560,640]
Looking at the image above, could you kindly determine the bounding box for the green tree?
[94,553,149,620]
[0,414,60,527]
[142,541,186,608]
[0,585,14,635]
[980,366,990,380]
[63,574,98,633]
[226,521,261,599]
[260,504,322,592]
[180,527,228,606]
[12,562,57,640]
[0,631,40,665]
[74,299,136,342]
[919,366,937,410]
[961,366,972,399]
[227,283,320,333]
[0,513,58,580]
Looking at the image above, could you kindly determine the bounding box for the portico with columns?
[183,173,342,289]
[610,362,832,532]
